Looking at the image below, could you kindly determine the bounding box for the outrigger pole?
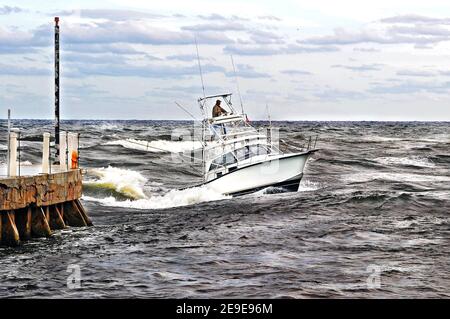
[195,37,206,100]
[54,16,60,163]
[230,55,245,115]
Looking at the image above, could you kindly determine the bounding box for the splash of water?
[84,166,148,200]
[83,185,230,210]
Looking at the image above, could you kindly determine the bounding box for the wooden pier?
[0,169,92,247]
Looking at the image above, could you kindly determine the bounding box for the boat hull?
[203,151,315,196]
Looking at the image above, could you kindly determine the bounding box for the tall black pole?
[54,16,60,163]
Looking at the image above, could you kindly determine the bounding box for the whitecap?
[83,185,230,210]
[344,172,450,183]
[298,179,322,191]
[373,156,435,168]
[84,166,148,199]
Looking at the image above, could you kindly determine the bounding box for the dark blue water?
[0,120,449,298]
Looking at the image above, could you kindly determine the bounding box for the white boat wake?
[83,166,229,209]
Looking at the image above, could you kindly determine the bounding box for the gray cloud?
[389,24,450,37]
[0,63,51,76]
[396,70,436,77]
[197,14,249,21]
[0,6,23,15]
[224,43,339,56]
[62,52,127,65]
[224,64,271,78]
[64,83,109,97]
[147,84,223,101]
[280,69,312,76]
[67,62,226,78]
[64,43,149,55]
[331,63,384,72]
[314,88,367,101]
[302,15,450,47]
[248,29,284,44]
[353,47,381,52]
[380,14,450,25]
[0,26,47,49]
[53,9,165,21]
[67,21,233,45]
[258,15,282,21]
[301,28,393,45]
[181,21,247,32]
[166,54,211,62]
[369,80,450,94]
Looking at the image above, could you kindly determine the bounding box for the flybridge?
[198,93,233,102]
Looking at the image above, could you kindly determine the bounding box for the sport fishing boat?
[195,93,318,196]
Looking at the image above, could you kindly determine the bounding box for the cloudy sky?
[1,0,450,120]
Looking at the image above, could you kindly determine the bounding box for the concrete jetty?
[0,169,92,246]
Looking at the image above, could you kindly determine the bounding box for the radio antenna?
[195,37,206,99]
[266,102,272,128]
[230,55,245,114]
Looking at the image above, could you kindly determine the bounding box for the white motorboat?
[192,93,318,196]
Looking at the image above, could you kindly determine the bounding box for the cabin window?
[225,152,237,165]
[235,147,247,161]
[209,151,237,171]
[249,145,268,156]
[209,145,267,172]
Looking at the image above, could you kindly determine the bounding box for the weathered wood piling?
[0,169,92,247]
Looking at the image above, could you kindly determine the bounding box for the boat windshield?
[208,144,269,171]
[207,116,257,140]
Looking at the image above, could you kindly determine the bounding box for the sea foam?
[84,166,148,199]
[83,166,229,209]
[373,156,435,168]
[83,185,229,210]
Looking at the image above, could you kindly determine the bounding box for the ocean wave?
[104,138,202,153]
[98,123,120,130]
[344,172,450,183]
[362,136,404,142]
[298,179,322,191]
[83,185,230,210]
[373,156,435,168]
[0,160,33,167]
[400,238,441,248]
[84,166,148,200]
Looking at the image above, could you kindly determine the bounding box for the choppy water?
[0,120,449,298]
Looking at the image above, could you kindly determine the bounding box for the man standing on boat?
[211,100,228,138]
[212,100,227,118]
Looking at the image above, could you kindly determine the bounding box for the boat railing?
[1,130,81,178]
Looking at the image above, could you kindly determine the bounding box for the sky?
[1,0,450,120]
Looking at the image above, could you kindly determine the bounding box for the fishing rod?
[174,101,199,121]
[122,138,204,174]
